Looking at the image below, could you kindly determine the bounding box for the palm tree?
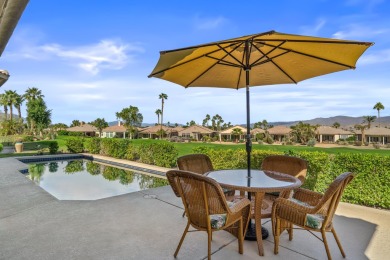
[155,109,162,125]
[354,124,368,145]
[159,93,168,138]
[231,128,243,141]
[24,87,44,102]
[4,90,18,121]
[363,115,376,129]
[0,93,8,119]
[24,87,44,132]
[202,114,210,127]
[373,102,385,127]
[14,92,24,120]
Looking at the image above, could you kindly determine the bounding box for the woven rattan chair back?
[177,154,214,175]
[315,172,354,228]
[261,155,308,183]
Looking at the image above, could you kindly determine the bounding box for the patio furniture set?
[167,154,354,260]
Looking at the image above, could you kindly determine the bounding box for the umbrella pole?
[244,68,269,242]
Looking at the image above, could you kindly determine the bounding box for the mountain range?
[269,115,390,127]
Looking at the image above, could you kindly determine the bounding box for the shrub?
[57,130,69,136]
[99,139,132,159]
[48,141,59,154]
[191,147,390,209]
[0,143,2,153]
[307,138,316,147]
[265,135,274,144]
[65,138,84,153]
[354,141,362,146]
[373,143,381,149]
[138,142,178,167]
[23,135,34,142]
[84,138,101,154]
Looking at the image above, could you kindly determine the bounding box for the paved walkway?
[0,155,389,260]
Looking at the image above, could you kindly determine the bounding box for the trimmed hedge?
[65,138,84,153]
[193,147,390,209]
[82,138,178,168]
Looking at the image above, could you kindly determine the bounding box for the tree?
[363,115,376,129]
[332,122,340,128]
[202,114,210,127]
[24,87,44,101]
[231,128,243,141]
[116,106,143,139]
[90,118,108,137]
[27,98,52,136]
[0,93,8,120]
[354,124,368,145]
[290,121,317,144]
[211,114,224,131]
[14,92,24,121]
[159,93,168,137]
[373,102,385,127]
[4,90,18,121]
[24,87,44,132]
[70,120,81,127]
[155,109,162,125]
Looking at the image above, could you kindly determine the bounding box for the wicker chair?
[259,155,308,219]
[272,172,355,260]
[166,170,251,260]
[177,154,235,197]
[177,154,214,175]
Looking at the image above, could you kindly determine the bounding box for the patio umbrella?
[148,30,372,179]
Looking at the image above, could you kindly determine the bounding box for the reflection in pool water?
[27,160,168,200]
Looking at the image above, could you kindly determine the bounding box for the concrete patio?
[1,155,389,260]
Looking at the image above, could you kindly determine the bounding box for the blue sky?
[1,0,389,126]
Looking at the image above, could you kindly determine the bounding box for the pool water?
[26,159,168,200]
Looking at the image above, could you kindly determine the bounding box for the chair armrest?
[293,188,323,206]
[227,197,251,214]
[272,197,318,226]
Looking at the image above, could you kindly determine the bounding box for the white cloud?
[193,15,228,30]
[358,49,390,64]
[333,24,388,39]
[5,37,144,75]
[300,18,327,35]
[40,40,142,75]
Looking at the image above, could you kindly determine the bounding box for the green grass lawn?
[129,138,390,156]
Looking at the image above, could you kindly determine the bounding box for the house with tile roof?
[178,125,215,141]
[315,126,354,143]
[267,125,292,142]
[219,125,247,141]
[101,122,128,138]
[67,123,98,137]
[356,127,390,144]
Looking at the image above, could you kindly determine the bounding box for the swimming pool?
[25,159,169,200]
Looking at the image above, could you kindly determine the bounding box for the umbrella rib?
[251,44,297,83]
[261,42,356,69]
[184,51,235,87]
[148,43,243,78]
[250,41,286,67]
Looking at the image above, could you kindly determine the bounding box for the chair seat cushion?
[289,198,325,229]
[306,213,324,229]
[210,198,242,229]
[210,214,227,229]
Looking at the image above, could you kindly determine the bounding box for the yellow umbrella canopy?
[149,30,372,88]
[148,30,373,178]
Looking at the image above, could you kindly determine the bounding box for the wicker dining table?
[206,169,302,256]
